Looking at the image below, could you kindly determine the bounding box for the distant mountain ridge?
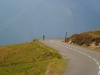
[66,29,100,51]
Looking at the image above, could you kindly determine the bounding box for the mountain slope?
[66,29,100,51]
[0,40,67,75]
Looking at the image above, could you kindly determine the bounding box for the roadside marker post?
[65,32,67,42]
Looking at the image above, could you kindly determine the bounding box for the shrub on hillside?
[67,30,100,46]
[66,38,70,42]
[67,32,100,46]
[71,34,92,46]
[95,37,100,46]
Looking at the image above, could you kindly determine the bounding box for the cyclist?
[43,35,45,40]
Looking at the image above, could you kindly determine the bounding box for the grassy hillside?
[66,29,100,51]
[0,40,67,75]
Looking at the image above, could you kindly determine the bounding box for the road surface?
[39,39,100,75]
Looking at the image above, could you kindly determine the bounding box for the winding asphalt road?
[40,38,100,75]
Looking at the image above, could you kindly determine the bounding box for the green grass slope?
[0,40,67,75]
[66,29,100,51]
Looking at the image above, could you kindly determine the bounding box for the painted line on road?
[73,49,77,51]
[98,70,100,75]
[82,53,87,56]
[78,51,82,53]
[98,66,100,75]
[70,48,73,50]
[96,62,100,66]
[93,58,97,62]
[88,55,92,58]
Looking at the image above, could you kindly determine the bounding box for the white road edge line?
[83,53,87,56]
[93,58,97,62]
[99,66,100,69]
[98,70,100,75]
[96,62,100,65]
[88,55,92,58]
[78,51,82,53]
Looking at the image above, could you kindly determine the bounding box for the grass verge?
[0,40,67,75]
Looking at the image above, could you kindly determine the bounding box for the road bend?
[39,38,100,75]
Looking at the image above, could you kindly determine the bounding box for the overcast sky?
[0,0,100,45]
